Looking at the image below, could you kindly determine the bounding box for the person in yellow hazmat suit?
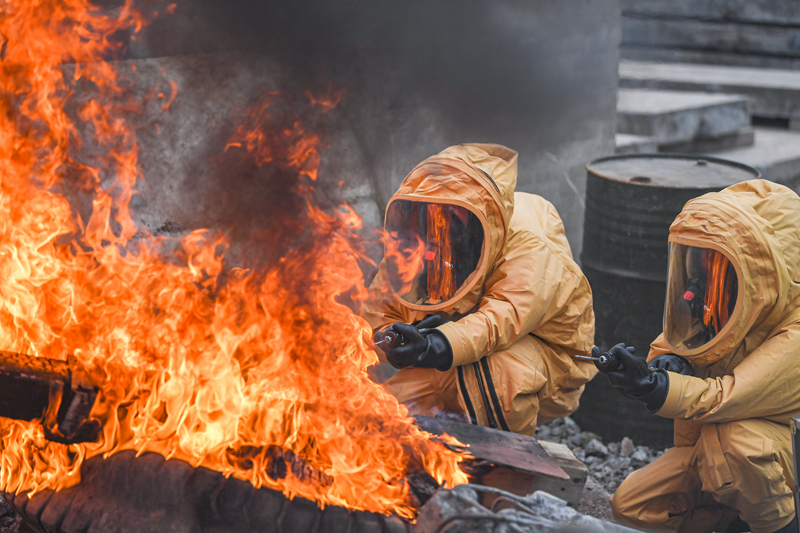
[363,143,597,436]
[593,180,800,533]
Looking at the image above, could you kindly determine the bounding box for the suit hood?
[666,179,800,367]
[385,143,518,314]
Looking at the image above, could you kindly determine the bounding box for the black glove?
[595,344,669,412]
[376,316,453,371]
[648,353,694,376]
[374,314,444,348]
[411,314,445,329]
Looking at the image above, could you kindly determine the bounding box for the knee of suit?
[609,478,633,519]
[698,419,781,469]
[694,419,794,499]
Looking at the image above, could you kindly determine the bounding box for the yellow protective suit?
[364,144,596,436]
[611,180,800,533]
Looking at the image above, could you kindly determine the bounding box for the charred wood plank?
[413,415,568,480]
[413,415,589,508]
[0,351,99,444]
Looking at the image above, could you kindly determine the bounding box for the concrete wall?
[621,0,800,69]
[116,0,620,260]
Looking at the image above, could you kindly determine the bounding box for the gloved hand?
[411,314,445,329]
[648,353,694,376]
[375,314,444,347]
[375,315,453,370]
[595,344,669,412]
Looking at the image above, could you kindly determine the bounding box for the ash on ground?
[536,416,667,495]
[417,485,639,533]
[0,496,22,533]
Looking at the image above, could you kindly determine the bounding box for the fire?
[703,250,736,334]
[426,204,456,303]
[0,0,467,519]
[384,229,427,297]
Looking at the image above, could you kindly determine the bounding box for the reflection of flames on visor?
[384,230,426,295]
[426,204,456,303]
[0,0,467,519]
[703,250,737,334]
[384,204,463,305]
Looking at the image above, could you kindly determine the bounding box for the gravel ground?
[0,496,23,533]
[536,415,670,522]
[535,416,667,495]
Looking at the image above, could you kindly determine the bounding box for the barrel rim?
[586,153,762,189]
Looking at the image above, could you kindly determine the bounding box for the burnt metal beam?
[0,351,100,444]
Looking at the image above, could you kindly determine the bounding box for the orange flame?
[384,230,427,297]
[426,204,456,303]
[703,250,736,334]
[0,0,467,519]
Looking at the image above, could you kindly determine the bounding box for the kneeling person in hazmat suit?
[597,180,800,533]
[364,144,596,436]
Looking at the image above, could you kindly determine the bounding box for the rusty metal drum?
[572,154,760,448]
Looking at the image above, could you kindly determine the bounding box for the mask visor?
[384,199,485,307]
[664,242,739,351]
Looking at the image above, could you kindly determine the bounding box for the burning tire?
[4,451,411,533]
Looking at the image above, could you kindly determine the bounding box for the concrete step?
[713,128,800,191]
[615,134,657,155]
[623,18,800,61]
[660,126,755,154]
[621,0,800,26]
[617,89,750,144]
[621,47,800,71]
[619,61,800,123]
[620,0,800,69]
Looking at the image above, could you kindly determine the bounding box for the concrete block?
[615,134,658,155]
[620,61,800,121]
[622,18,800,59]
[621,0,800,25]
[714,128,800,191]
[621,47,800,71]
[617,89,750,144]
[659,126,755,154]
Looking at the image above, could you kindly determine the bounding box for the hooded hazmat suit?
[611,180,800,533]
[364,144,596,436]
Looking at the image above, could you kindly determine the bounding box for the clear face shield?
[384,199,485,308]
[664,242,740,352]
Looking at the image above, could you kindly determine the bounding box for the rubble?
[417,484,638,533]
[535,417,666,494]
[0,496,20,533]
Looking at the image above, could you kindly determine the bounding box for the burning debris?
[1,451,413,533]
[0,0,467,522]
[0,351,100,445]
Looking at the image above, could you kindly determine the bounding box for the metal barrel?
[572,154,760,449]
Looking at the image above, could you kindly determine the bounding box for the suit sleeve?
[657,324,800,423]
[437,231,595,367]
[647,333,674,362]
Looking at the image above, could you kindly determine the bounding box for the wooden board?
[536,441,590,507]
[413,415,568,480]
[413,415,589,508]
